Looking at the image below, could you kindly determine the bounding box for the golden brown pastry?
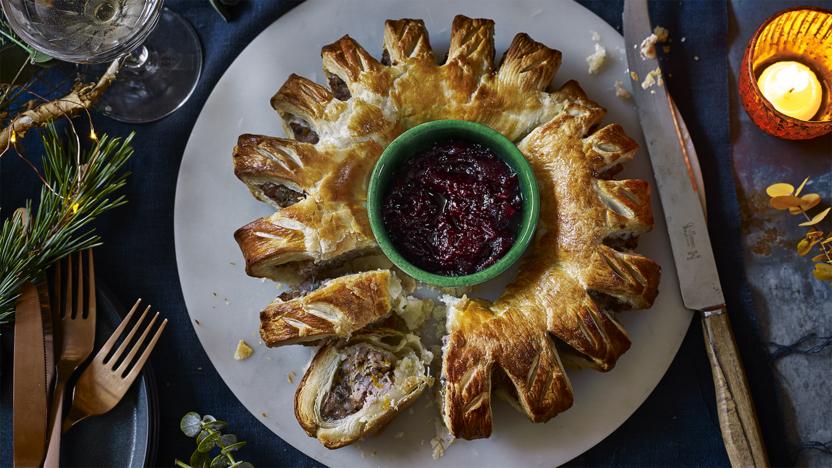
[233,15,661,444]
[294,329,433,448]
[260,269,402,347]
[233,17,575,284]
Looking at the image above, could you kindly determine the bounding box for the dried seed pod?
[770,195,803,210]
[794,177,809,197]
[799,207,831,227]
[800,193,822,210]
[813,262,832,281]
[766,182,795,198]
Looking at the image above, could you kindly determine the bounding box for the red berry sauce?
[382,139,522,276]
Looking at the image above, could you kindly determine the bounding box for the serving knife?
[623,1,769,467]
[12,282,49,467]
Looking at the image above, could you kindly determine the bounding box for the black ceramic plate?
[61,283,158,467]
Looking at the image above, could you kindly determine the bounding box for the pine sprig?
[0,125,133,324]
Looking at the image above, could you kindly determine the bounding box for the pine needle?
[0,125,133,325]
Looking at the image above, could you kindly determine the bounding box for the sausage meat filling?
[321,344,396,421]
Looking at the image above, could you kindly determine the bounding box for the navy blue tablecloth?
[2,1,790,466]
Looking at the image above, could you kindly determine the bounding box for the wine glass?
[1,0,203,123]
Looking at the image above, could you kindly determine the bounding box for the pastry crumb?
[287,370,296,383]
[395,296,434,331]
[614,80,632,100]
[590,30,600,42]
[261,411,268,418]
[641,67,663,90]
[234,339,254,360]
[640,33,658,59]
[653,26,670,42]
[630,70,639,81]
[194,319,200,325]
[430,418,455,460]
[586,43,607,74]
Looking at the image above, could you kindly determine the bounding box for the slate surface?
[729,1,832,466]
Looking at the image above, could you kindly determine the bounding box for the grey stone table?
[729,1,832,466]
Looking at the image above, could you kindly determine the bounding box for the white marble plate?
[174,0,695,466]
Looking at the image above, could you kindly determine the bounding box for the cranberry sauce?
[382,139,523,276]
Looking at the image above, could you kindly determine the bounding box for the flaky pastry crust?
[260,270,402,346]
[233,15,660,445]
[294,329,433,449]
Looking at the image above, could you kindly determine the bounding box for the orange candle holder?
[739,7,832,140]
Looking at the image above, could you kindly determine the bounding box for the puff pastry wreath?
[233,16,660,444]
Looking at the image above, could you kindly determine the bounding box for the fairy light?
[89,129,98,141]
[71,202,80,214]
[10,131,16,144]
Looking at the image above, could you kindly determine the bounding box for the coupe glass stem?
[124,45,149,69]
[90,8,203,123]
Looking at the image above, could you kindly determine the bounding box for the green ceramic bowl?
[367,120,540,287]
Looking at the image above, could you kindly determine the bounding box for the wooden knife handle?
[701,309,769,468]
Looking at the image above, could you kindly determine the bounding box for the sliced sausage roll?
[260,269,403,347]
[294,329,433,448]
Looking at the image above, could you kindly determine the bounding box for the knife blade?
[12,282,48,467]
[623,0,723,312]
[624,2,769,467]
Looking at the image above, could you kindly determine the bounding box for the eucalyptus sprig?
[767,177,832,282]
[0,125,133,324]
[176,412,253,468]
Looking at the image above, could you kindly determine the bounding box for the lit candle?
[756,61,823,121]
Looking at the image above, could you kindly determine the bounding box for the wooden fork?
[44,250,97,468]
[62,298,167,432]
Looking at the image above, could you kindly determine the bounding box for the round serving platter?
[174,0,696,466]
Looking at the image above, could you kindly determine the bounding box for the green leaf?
[190,450,209,468]
[196,430,211,445]
[221,441,247,453]
[210,454,231,468]
[197,432,221,453]
[218,434,237,447]
[181,412,203,437]
[204,420,228,432]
